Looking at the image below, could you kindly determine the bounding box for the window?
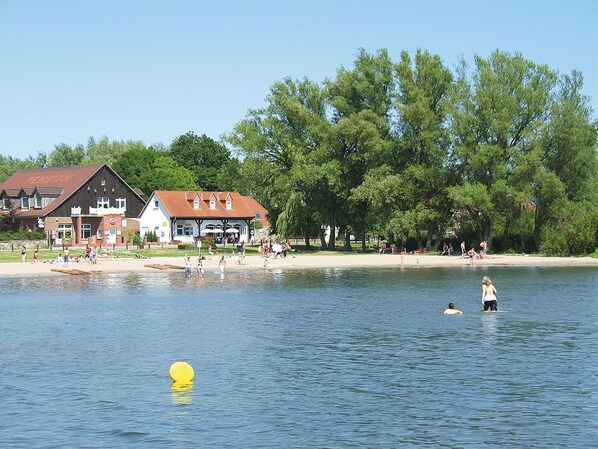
[21,197,29,210]
[255,213,262,219]
[193,200,200,209]
[177,224,193,236]
[115,198,126,209]
[97,197,109,208]
[2,198,10,210]
[81,224,92,239]
[35,195,42,208]
[58,224,72,240]
[226,200,232,210]
[101,178,106,186]
[210,200,216,210]
[154,200,159,209]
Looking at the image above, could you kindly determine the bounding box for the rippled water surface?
[1,266,597,448]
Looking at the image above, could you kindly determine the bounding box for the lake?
[1,266,597,448]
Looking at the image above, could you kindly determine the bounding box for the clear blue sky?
[1,0,597,159]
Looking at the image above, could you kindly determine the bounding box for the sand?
[1,253,597,277]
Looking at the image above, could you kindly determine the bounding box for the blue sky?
[1,0,597,159]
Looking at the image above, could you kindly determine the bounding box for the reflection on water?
[0,266,597,448]
[170,382,194,405]
[480,313,498,348]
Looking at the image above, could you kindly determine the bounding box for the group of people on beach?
[444,276,498,315]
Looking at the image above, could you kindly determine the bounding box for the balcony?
[71,206,126,216]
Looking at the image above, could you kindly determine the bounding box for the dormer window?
[210,200,216,210]
[35,194,42,208]
[21,197,29,210]
[3,198,10,210]
[226,200,232,210]
[193,200,200,209]
[255,213,262,219]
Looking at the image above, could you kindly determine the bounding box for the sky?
[1,0,597,159]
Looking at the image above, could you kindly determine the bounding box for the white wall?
[139,194,172,242]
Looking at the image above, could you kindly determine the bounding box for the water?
[1,266,597,448]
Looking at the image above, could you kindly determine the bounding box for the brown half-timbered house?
[0,164,145,246]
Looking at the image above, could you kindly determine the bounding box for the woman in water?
[481,276,498,311]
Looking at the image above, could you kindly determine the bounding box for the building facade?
[138,190,269,244]
[0,164,145,246]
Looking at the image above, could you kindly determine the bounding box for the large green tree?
[449,50,557,249]
[170,132,232,190]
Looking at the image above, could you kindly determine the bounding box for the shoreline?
[1,253,597,277]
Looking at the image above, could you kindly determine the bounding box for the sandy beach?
[1,253,597,277]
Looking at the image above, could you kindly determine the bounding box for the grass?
[0,242,384,263]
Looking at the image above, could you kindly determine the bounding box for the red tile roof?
[0,164,104,217]
[148,190,270,226]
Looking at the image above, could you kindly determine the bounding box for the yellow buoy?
[169,361,195,383]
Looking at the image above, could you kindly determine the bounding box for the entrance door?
[108,227,117,244]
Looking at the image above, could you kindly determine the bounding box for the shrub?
[177,243,196,250]
[0,229,46,241]
[145,230,158,242]
[541,200,598,256]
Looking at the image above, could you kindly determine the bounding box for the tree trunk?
[319,227,328,250]
[328,214,336,250]
[361,229,367,253]
[343,229,352,251]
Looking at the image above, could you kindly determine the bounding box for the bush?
[0,229,46,241]
[541,200,598,256]
[201,236,215,247]
[133,233,142,245]
[145,230,158,242]
[177,243,196,250]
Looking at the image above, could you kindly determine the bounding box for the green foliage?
[145,230,158,242]
[541,200,598,256]
[138,155,198,192]
[177,243,196,250]
[201,236,215,247]
[170,132,232,190]
[0,229,46,241]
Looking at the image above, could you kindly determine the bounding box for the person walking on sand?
[481,276,498,311]
[460,241,466,257]
[63,247,70,267]
[219,255,226,274]
[33,250,39,263]
[20,244,27,263]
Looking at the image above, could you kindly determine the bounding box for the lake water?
[1,266,597,448]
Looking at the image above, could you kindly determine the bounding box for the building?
[138,190,269,244]
[0,164,145,246]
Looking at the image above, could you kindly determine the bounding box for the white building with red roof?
[138,190,269,244]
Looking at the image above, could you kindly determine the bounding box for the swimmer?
[481,276,498,311]
[444,303,463,315]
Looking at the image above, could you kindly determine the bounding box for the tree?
[170,132,231,190]
[86,136,145,166]
[138,155,198,192]
[325,48,395,250]
[449,50,557,248]
[227,77,333,246]
[47,143,85,167]
[111,145,159,196]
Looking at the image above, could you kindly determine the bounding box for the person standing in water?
[219,255,226,274]
[481,276,498,311]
